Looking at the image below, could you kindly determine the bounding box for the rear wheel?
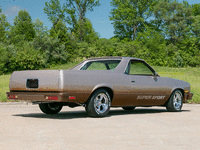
[122,106,136,111]
[85,89,111,117]
[166,90,183,112]
[39,103,63,114]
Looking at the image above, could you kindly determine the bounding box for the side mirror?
[154,72,160,78]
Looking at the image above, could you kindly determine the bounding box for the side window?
[80,60,121,70]
[126,60,154,76]
[107,62,119,70]
[86,62,107,70]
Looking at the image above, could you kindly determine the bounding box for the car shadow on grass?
[13,108,190,120]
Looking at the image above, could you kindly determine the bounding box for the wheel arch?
[86,84,114,104]
[171,87,185,98]
[164,88,185,106]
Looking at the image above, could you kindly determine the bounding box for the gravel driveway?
[0,103,200,150]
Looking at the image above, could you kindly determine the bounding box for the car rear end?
[6,70,68,102]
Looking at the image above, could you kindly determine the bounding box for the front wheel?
[166,90,183,112]
[85,89,111,117]
[39,103,63,114]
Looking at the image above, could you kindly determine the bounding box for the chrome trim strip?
[59,70,64,90]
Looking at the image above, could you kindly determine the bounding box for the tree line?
[0,0,200,74]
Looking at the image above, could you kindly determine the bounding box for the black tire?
[39,103,63,114]
[166,90,183,112]
[85,89,111,117]
[122,106,136,111]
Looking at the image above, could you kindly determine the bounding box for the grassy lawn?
[153,66,200,103]
[0,61,199,103]
[0,74,11,102]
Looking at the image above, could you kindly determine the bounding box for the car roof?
[70,57,145,71]
[85,56,143,61]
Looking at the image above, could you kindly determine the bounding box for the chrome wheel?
[85,89,111,117]
[166,89,183,112]
[173,91,182,110]
[94,93,110,114]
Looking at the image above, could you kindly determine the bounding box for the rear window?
[80,60,121,70]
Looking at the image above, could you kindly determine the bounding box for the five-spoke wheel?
[85,89,111,117]
[94,93,110,114]
[166,90,183,112]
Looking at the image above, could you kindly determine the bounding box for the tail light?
[8,95,18,99]
[45,96,58,100]
[69,96,76,100]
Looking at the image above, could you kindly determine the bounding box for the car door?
[125,60,168,106]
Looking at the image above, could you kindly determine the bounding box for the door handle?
[131,80,135,83]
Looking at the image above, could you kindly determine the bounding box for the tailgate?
[9,70,63,92]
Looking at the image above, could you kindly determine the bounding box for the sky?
[0,0,200,39]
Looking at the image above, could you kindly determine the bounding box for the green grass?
[0,74,11,102]
[0,61,199,103]
[153,66,200,103]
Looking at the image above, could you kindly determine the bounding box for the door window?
[125,60,154,76]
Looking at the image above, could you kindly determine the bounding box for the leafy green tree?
[136,26,167,66]
[31,35,68,66]
[0,42,45,74]
[191,3,200,16]
[0,7,10,43]
[153,0,193,45]
[75,38,115,58]
[44,0,66,24]
[73,17,99,43]
[0,43,8,74]
[49,19,69,42]
[33,18,48,39]
[110,0,155,41]
[9,10,35,44]
[7,42,45,71]
[191,15,200,39]
[44,0,100,41]
[64,0,100,41]
[49,19,77,58]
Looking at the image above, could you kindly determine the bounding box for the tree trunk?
[133,25,137,41]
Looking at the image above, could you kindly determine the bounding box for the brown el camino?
[6,57,193,117]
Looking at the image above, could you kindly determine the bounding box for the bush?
[0,43,8,74]
[7,42,45,71]
[93,38,115,57]
[74,39,116,58]
[177,37,200,67]
[0,42,46,74]
[32,35,69,67]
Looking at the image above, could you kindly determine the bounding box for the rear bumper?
[6,92,69,102]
